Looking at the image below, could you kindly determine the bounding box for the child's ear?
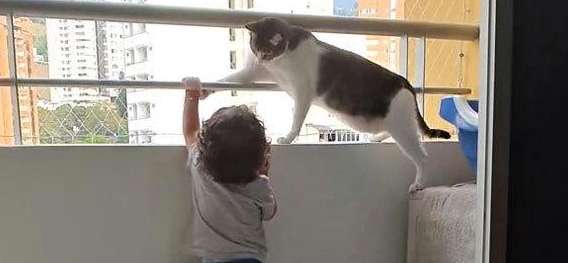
[269,33,283,46]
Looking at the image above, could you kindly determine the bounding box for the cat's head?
[245,17,291,61]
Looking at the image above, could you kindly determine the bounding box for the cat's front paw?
[277,136,293,144]
[408,182,425,193]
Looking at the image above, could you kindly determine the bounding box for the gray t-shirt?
[188,149,277,262]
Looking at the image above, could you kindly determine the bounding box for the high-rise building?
[45,13,125,105]
[0,17,48,145]
[357,0,400,72]
[0,18,12,145]
[96,21,125,81]
[46,19,103,104]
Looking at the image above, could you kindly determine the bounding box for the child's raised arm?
[182,77,209,148]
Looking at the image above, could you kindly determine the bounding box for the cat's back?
[316,40,408,118]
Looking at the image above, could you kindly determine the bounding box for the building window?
[230,50,237,69]
[137,24,146,34]
[130,130,154,144]
[75,24,84,29]
[135,46,148,63]
[136,74,149,80]
[228,0,234,9]
[137,102,151,119]
[128,104,138,120]
[78,73,87,77]
[229,28,236,41]
[138,130,154,144]
[129,23,146,36]
[76,32,85,36]
[126,48,135,65]
[129,131,138,144]
[247,0,254,8]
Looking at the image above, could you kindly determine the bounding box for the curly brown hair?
[197,105,269,185]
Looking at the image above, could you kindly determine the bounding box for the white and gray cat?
[220,17,451,192]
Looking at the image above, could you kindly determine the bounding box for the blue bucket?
[439,96,479,174]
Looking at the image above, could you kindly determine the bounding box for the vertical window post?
[415,37,426,116]
[399,34,408,78]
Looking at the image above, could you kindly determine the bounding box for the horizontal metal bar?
[0,0,479,41]
[1,78,280,91]
[421,88,470,95]
[0,78,471,95]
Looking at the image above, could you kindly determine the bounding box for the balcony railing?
[0,0,478,40]
[0,0,479,145]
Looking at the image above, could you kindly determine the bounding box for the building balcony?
[122,30,150,49]
[0,1,482,263]
[124,60,152,76]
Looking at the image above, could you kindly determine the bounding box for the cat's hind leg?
[384,89,428,193]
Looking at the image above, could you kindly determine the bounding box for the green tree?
[114,88,128,119]
[38,102,129,144]
[34,34,48,59]
[31,18,48,60]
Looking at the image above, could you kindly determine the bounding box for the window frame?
[0,1,478,146]
[475,0,512,263]
[0,3,509,262]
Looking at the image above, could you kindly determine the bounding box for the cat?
[219,17,451,192]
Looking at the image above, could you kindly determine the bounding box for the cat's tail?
[401,78,452,139]
[416,108,451,139]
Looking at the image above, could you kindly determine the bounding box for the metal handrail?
[0,0,479,40]
[0,78,472,95]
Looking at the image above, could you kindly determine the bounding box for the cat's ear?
[245,22,259,33]
[269,33,283,46]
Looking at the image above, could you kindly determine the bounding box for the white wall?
[0,143,474,263]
